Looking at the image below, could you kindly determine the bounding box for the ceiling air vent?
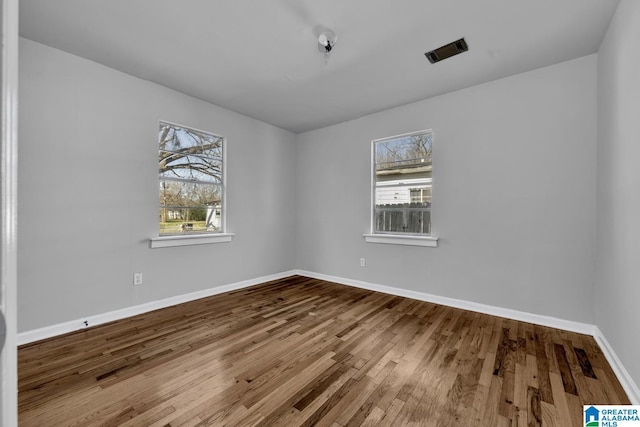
[425,38,469,64]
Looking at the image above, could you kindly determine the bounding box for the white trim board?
[593,327,640,404]
[1,0,20,425]
[17,270,296,346]
[17,269,640,404]
[295,270,596,335]
[294,269,640,404]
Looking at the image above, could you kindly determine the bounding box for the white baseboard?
[294,270,596,335]
[593,327,640,404]
[294,269,640,404]
[17,268,639,404]
[17,270,297,346]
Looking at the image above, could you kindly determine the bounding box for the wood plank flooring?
[18,276,629,426]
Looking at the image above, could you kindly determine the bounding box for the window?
[158,122,224,236]
[372,130,433,236]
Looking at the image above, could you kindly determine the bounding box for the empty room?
[1,0,639,425]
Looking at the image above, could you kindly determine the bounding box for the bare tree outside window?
[159,122,224,235]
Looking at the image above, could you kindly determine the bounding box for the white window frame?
[364,129,438,247]
[150,121,233,248]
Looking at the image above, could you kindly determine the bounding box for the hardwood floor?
[18,276,629,426]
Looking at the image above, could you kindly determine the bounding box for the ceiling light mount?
[318,29,337,64]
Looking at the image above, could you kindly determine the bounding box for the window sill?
[149,233,235,249]
[363,233,438,247]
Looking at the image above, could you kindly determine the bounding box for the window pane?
[159,180,221,208]
[159,181,222,235]
[158,121,222,184]
[374,206,431,234]
[159,151,221,183]
[158,122,224,236]
[374,131,432,235]
[159,122,222,156]
[159,207,222,234]
[375,132,432,171]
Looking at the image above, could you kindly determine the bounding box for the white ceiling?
[19,0,619,134]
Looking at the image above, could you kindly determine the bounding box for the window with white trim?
[158,121,224,236]
[372,130,432,235]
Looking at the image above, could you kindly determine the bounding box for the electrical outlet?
[133,272,143,286]
[360,258,366,267]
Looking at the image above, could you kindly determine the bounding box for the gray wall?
[17,8,640,393]
[18,38,297,332]
[596,0,640,387]
[296,55,598,323]
[17,38,603,333]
